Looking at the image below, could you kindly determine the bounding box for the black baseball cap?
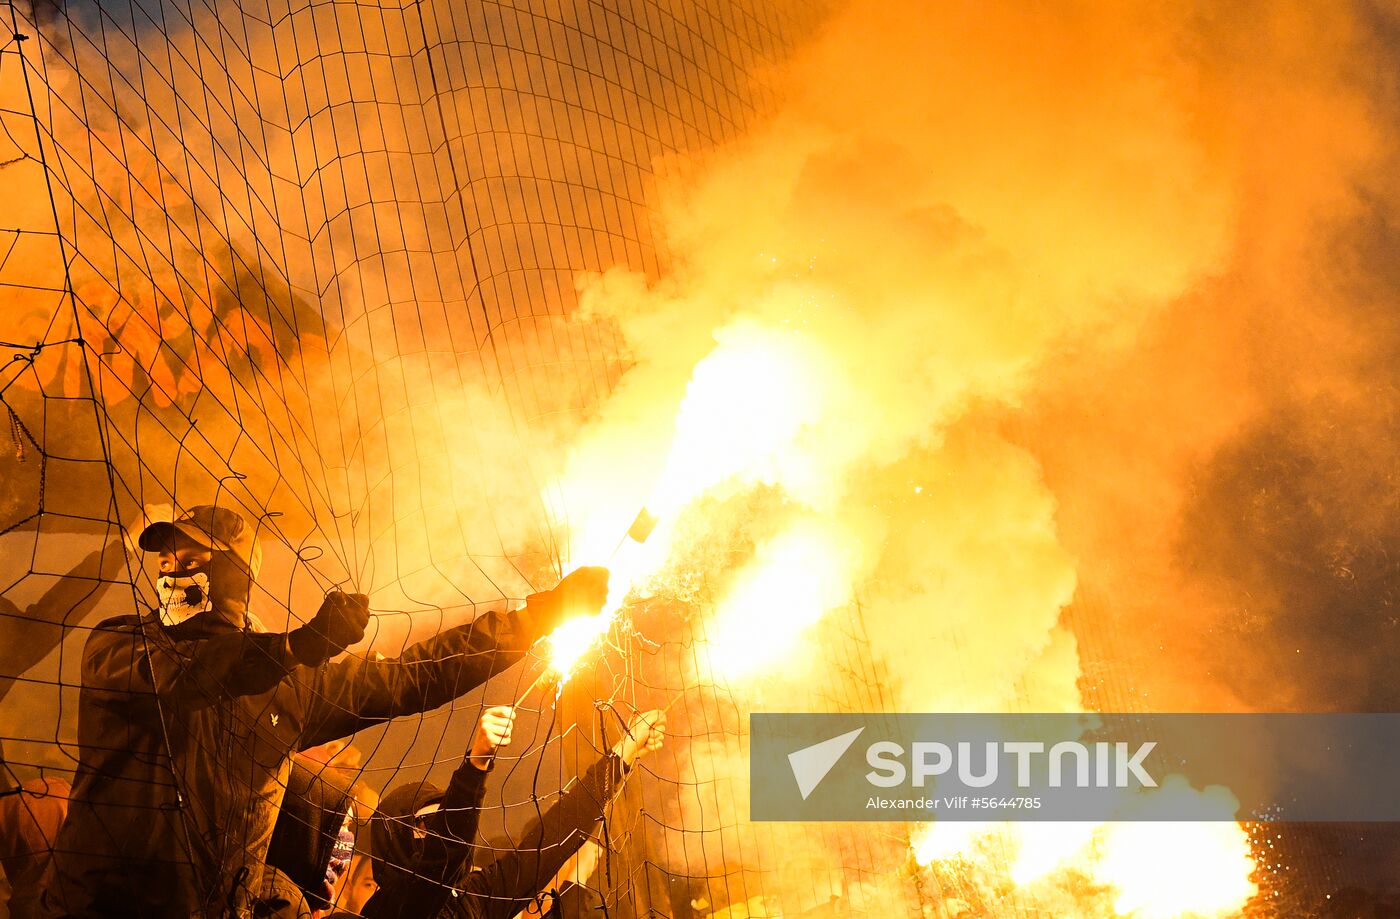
[138,505,261,574]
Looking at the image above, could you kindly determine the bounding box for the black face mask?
[207,552,254,610]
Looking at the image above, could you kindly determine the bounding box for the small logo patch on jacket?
[270,713,279,726]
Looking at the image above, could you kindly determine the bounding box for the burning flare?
[1092,821,1257,918]
[537,320,842,684]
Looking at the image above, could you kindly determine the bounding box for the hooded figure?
[256,760,356,919]
[367,780,450,897]
[38,504,610,919]
[337,710,664,919]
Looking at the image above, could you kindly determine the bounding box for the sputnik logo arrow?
[788,727,865,800]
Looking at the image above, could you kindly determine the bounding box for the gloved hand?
[520,566,610,637]
[288,591,370,666]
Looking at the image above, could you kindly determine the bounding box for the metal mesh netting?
[0,0,840,915]
[5,0,1400,917]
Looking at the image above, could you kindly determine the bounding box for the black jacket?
[38,601,552,919]
[254,758,356,919]
[349,752,626,919]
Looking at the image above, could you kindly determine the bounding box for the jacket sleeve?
[298,604,550,747]
[359,760,491,919]
[82,616,298,709]
[461,753,627,919]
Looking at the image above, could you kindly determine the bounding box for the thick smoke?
[1,0,785,635]
[558,0,1399,911]
[5,0,1399,911]
[1022,1,1400,716]
[566,0,1238,718]
[0,0,786,796]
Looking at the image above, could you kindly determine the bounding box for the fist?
[313,591,370,647]
[555,566,610,612]
[289,591,369,666]
[615,709,665,768]
[469,706,515,769]
[521,566,611,636]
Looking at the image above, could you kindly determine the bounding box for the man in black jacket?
[37,505,607,919]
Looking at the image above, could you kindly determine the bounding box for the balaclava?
[371,780,447,896]
[155,564,213,626]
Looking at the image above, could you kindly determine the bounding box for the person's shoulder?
[81,613,147,650]
[254,863,315,919]
[93,612,143,629]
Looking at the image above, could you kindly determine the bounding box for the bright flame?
[540,321,836,681]
[911,822,996,867]
[910,787,1258,918]
[543,611,613,682]
[542,303,1263,917]
[650,319,831,517]
[1092,822,1258,918]
[703,523,854,680]
[534,526,660,681]
[1009,821,1099,885]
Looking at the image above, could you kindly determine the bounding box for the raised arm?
[361,707,515,919]
[300,568,609,746]
[82,582,375,707]
[463,710,666,919]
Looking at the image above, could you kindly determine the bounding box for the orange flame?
[539,320,837,682]
[910,801,1257,916]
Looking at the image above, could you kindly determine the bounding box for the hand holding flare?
[513,565,613,706]
[518,508,661,706]
[614,709,666,768]
[468,705,515,771]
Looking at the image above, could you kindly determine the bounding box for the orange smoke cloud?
[6,0,1397,910]
[563,0,1238,713]
[553,0,1400,913]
